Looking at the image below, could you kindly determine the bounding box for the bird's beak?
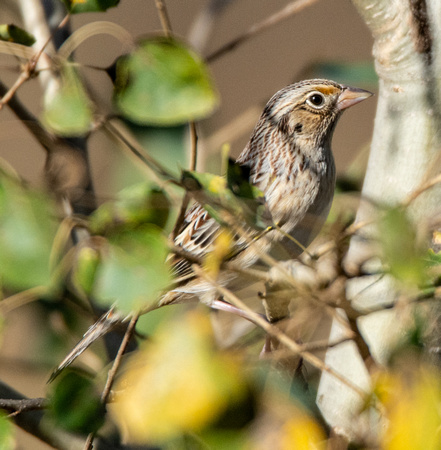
[337,86,373,111]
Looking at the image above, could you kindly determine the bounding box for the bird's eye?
[306,92,326,109]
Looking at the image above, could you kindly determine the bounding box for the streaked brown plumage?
[161,79,372,306]
[51,79,371,378]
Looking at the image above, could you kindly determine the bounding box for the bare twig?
[299,336,354,352]
[0,380,85,449]
[206,0,320,62]
[193,265,369,399]
[0,397,47,416]
[0,69,35,110]
[263,336,354,361]
[104,120,180,185]
[0,14,69,110]
[171,123,197,239]
[155,0,173,37]
[154,0,199,240]
[83,313,140,450]
[0,79,56,153]
[403,172,441,207]
[223,219,354,333]
[0,286,48,315]
[57,21,134,61]
[189,121,198,171]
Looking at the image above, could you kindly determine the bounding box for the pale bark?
[318,0,441,436]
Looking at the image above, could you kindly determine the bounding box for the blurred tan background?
[0,0,375,447]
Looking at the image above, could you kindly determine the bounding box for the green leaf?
[425,248,441,267]
[0,175,58,290]
[182,168,267,230]
[379,207,427,286]
[94,226,171,313]
[195,430,250,450]
[226,158,257,199]
[90,183,170,235]
[73,246,101,296]
[0,24,35,46]
[0,411,15,449]
[60,0,119,13]
[42,64,94,136]
[48,370,105,435]
[114,37,218,125]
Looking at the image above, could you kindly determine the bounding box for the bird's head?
[261,79,372,149]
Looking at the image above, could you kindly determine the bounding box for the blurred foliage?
[182,163,267,231]
[374,363,441,450]
[73,245,101,297]
[379,207,428,287]
[2,2,441,449]
[109,309,334,448]
[111,311,246,443]
[128,124,188,179]
[60,0,120,14]
[0,411,15,449]
[114,38,218,125]
[0,24,35,46]
[93,226,172,314]
[42,64,94,136]
[203,229,233,278]
[0,173,59,291]
[47,370,105,434]
[90,183,170,235]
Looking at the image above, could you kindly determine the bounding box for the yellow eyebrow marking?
[315,86,339,95]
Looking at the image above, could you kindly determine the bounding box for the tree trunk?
[318,0,441,435]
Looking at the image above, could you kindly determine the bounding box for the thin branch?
[263,336,354,361]
[0,286,48,315]
[0,14,69,110]
[155,0,173,37]
[403,172,441,207]
[0,380,84,449]
[154,0,199,241]
[104,120,180,184]
[224,220,354,333]
[0,79,55,152]
[83,313,140,450]
[57,21,134,61]
[357,285,441,316]
[299,336,354,352]
[170,106,198,240]
[189,121,198,171]
[206,0,320,62]
[0,69,35,110]
[193,265,369,399]
[0,397,47,415]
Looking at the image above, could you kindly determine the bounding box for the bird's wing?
[170,203,222,280]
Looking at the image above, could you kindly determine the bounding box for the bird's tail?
[48,308,125,383]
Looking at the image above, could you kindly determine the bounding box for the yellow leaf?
[110,311,245,443]
[207,175,226,194]
[203,230,233,277]
[281,413,326,450]
[377,368,441,450]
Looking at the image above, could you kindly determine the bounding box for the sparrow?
[51,79,372,378]
[160,79,372,306]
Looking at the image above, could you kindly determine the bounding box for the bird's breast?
[259,155,335,259]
